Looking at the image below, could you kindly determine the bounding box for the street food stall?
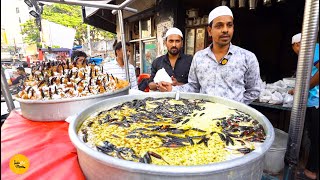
[1,0,319,179]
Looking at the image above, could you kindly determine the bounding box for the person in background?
[56,53,65,62]
[289,33,319,180]
[103,41,138,90]
[8,67,27,86]
[158,6,262,104]
[135,67,140,78]
[71,51,87,68]
[148,27,193,91]
[22,61,31,75]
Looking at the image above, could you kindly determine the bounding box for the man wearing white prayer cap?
[288,32,319,180]
[291,33,301,55]
[148,27,193,91]
[158,6,262,105]
[164,27,183,39]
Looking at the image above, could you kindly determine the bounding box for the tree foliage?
[20,19,41,47]
[21,4,115,47]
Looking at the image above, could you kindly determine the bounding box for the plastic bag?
[269,92,283,104]
[260,81,267,90]
[282,93,293,107]
[153,68,173,83]
[259,89,272,103]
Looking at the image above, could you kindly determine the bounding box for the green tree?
[21,4,115,47]
[20,19,41,47]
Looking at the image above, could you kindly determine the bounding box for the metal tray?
[15,86,129,121]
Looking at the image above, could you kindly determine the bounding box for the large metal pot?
[69,92,275,180]
[15,86,129,121]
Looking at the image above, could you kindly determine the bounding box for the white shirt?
[173,44,262,104]
[103,60,138,90]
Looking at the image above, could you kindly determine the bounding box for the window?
[19,17,21,23]
[185,27,209,55]
[141,18,152,38]
[16,7,20,14]
[129,17,157,74]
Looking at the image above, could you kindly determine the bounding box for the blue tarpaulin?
[89,57,103,65]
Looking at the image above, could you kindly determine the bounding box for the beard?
[217,34,232,46]
[168,47,180,55]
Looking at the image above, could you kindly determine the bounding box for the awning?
[82,6,116,33]
[82,0,157,33]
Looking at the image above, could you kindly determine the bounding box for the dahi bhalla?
[17,61,129,100]
[78,97,266,166]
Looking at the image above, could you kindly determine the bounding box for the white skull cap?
[208,6,233,24]
[292,33,301,44]
[165,27,183,38]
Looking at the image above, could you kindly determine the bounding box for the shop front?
[84,0,304,82]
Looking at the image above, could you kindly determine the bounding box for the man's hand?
[158,81,172,92]
[171,76,178,86]
[288,88,295,95]
[171,76,184,86]
[148,82,158,91]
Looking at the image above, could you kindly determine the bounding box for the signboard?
[156,17,174,56]
[143,41,157,74]
[41,20,76,49]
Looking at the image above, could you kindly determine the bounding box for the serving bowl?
[15,86,129,121]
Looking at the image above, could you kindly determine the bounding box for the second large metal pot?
[69,92,275,180]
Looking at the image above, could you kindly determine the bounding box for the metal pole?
[283,0,319,179]
[117,0,136,9]
[139,20,143,74]
[1,66,15,112]
[87,24,92,56]
[36,0,138,13]
[117,10,130,83]
[39,16,44,48]
[111,0,138,14]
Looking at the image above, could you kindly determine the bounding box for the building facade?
[1,0,33,51]
[85,0,305,82]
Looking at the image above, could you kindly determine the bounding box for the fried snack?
[17,61,129,100]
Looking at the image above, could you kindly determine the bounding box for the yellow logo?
[220,58,228,65]
[9,154,30,174]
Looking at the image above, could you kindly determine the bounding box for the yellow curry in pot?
[78,97,266,166]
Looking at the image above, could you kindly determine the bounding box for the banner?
[41,20,76,49]
[1,29,8,45]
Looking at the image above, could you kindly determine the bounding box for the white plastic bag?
[260,81,267,90]
[282,93,293,107]
[266,84,277,93]
[269,92,284,104]
[259,89,272,103]
[153,68,173,84]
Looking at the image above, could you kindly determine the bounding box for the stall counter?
[1,109,85,180]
